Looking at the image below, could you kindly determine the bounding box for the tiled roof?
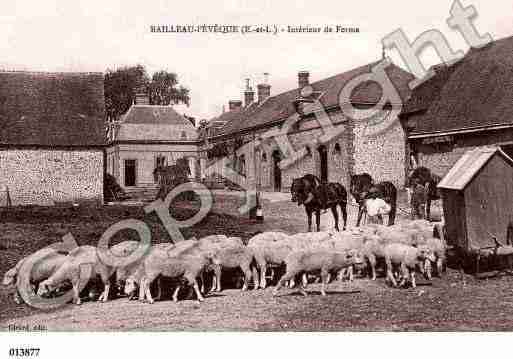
[402,35,513,136]
[0,71,106,146]
[121,105,194,127]
[438,146,513,190]
[210,60,414,137]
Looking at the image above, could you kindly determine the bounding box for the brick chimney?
[257,73,271,103]
[228,100,242,111]
[244,78,254,107]
[298,71,309,88]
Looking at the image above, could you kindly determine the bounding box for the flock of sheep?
[2,219,446,306]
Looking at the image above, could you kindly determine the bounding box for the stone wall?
[353,114,406,187]
[0,149,103,206]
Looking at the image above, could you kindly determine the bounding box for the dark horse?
[290,174,347,232]
[350,173,397,226]
[408,166,441,221]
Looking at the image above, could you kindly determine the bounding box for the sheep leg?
[320,269,329,296]
[214,265,222,292]
[288,277,295,288]
[172,285,180,302]
[192,280,204,302]
[260,263,267,289]
[399,264,409,287]
[367,255,377,280]
[138,278,145,301]
[98,283,110,302]
[252,267,259,289]
[241,264,252,291]
[410,270,416,288]
[69,269,82,305]
[302,273,308,287]
[385,259,397,287]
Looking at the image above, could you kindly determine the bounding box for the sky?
[0,0,511,121]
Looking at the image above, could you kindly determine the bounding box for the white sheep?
[383,243,436,288]
[124,243,216,304]
[37,245,114,305]
[3,249,68,304]
[273,249,364,297]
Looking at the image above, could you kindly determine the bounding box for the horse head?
[350,173,373,203]
[291,175,317,206]
[291,178,305,205]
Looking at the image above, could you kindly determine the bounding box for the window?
[181,131,187,139]
[334,143,341,154]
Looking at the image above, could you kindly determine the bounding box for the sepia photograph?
[1,1,513,350]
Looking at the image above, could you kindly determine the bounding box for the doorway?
[124,159,137,187]
[318,145,328,183]
[272,150,282,192]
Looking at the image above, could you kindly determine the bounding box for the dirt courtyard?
[2,191,513,331]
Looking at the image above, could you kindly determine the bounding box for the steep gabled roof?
[438,146,513,190]
[402,35,513,136]
[211,60,414,137]
[0,71,106,146]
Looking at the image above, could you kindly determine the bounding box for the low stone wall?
[0,149,103,206]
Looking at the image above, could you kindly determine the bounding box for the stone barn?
[438,147,513,252]
[400,35,513,179]
[200,59,414,193]
[0,71,106,206]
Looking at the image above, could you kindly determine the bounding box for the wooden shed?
[438,146,513,252]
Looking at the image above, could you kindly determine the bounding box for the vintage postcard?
[1,0,512,355]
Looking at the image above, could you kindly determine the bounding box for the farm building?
[438,147,513,252]
[399,35,513,179]
[199,59,414,192]
[0,71,106,206]
[106,91,199,191]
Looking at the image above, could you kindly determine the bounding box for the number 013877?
[8,348,40,357]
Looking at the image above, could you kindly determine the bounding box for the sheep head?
[2,267,17,286]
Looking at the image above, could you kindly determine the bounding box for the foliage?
[104,173,127,202]
[149,70,190,106]
[104,65,190,121]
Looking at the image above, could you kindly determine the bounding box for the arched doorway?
[318,145,328,183]
[272,150,282,192]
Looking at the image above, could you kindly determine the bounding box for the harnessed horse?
[408,166,441,221]
[291,174,348,232]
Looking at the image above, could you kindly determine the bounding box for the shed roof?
[0,71,106,147]
[402,35,513,136]
[437,146,513,190]
[210,60,414,137]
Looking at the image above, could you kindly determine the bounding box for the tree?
[149,70,190,106]
[104,66,191,121]
[104,64,149,121]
